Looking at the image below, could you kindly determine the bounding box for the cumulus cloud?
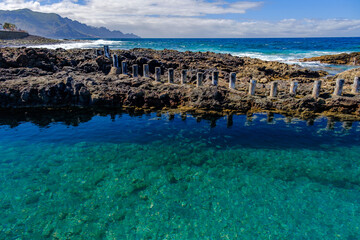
[0,0,359,37]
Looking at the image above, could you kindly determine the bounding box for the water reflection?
[0,109,359,151]
[0,109,358,132]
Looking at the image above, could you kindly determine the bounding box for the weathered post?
[352,76,359,94]
[122,61,127,74]
[312,80,321,98]
[229,72,236,89]
[197,72,203,87]
[143,64,149,77]
[181,69,187,84]
[270,81,278,97]
[212,71,219,86]
[333,79,345,96]
[248,80,256,96]
[112,55,119,68]
[155,67,161,82]
[132,64,139,77]
[108,54,120,75]
[104,45,110,58]
[96,49,103,56]
[168,68,174,83]
[289,81,298,95]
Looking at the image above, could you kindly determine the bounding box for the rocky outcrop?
[0,35,64,47]
[300,52,360,66]
[0,30,29,40]
[0,47,359,120]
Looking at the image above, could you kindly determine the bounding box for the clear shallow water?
[33,37,360,74]
[1,112,360,239]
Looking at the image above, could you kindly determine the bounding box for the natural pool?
[0,111,360,239]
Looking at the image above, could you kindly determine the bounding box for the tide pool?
[0,112,360,239]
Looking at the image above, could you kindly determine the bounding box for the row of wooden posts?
[103,46,360,98]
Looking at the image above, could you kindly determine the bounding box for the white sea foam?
[28,39,124,50]
[28,39,355,74]
[232,51,347,63]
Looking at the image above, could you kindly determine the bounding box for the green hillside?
[0,9,140,39]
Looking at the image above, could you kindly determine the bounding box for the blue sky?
[1,0,360,37]
[223,0,360,20]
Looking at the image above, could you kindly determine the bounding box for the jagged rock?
[301,52,360,66]
[0,47,359,120]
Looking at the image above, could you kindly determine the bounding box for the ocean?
[1,112,360,239]
[33,37,360,75]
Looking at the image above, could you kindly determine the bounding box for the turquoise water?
[36,37,360,74]
[1,111,360,239]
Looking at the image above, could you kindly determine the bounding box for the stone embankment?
[0,47,359,120]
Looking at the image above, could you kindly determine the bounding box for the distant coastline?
[0,34,84,48]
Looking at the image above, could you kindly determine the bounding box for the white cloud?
[0,0,360,37]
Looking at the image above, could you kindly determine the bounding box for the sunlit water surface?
[0,112,360,239]
[31,37,360,75]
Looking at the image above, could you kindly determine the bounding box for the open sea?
[1,111,360,239]
[33,37,360,75]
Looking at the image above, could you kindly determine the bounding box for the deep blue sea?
[35,37,360,74]
[1,112,360,239]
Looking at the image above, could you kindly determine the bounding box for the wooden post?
[155,67,161,82]
[122,61,127,74]
[270,81,278,97]
[333,79,345,96]
[212,71,219,86]
[229,72,236,89]
[104,45,110,58]
[168,68,174,83]
[197,72,203,87]
[143,64,149,77]
[181,69,187,84]
[312,80,321,98]
[352,76,359,94]
[248,80,256,96]
[132,64,138,77]
[289,81,298,95]
[112,55,119,68]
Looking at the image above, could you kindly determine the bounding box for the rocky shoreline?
[0,47,359,120]
[0,35,71,47]
[301,52,360,66]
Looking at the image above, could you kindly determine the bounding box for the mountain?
[0,9,140,39]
